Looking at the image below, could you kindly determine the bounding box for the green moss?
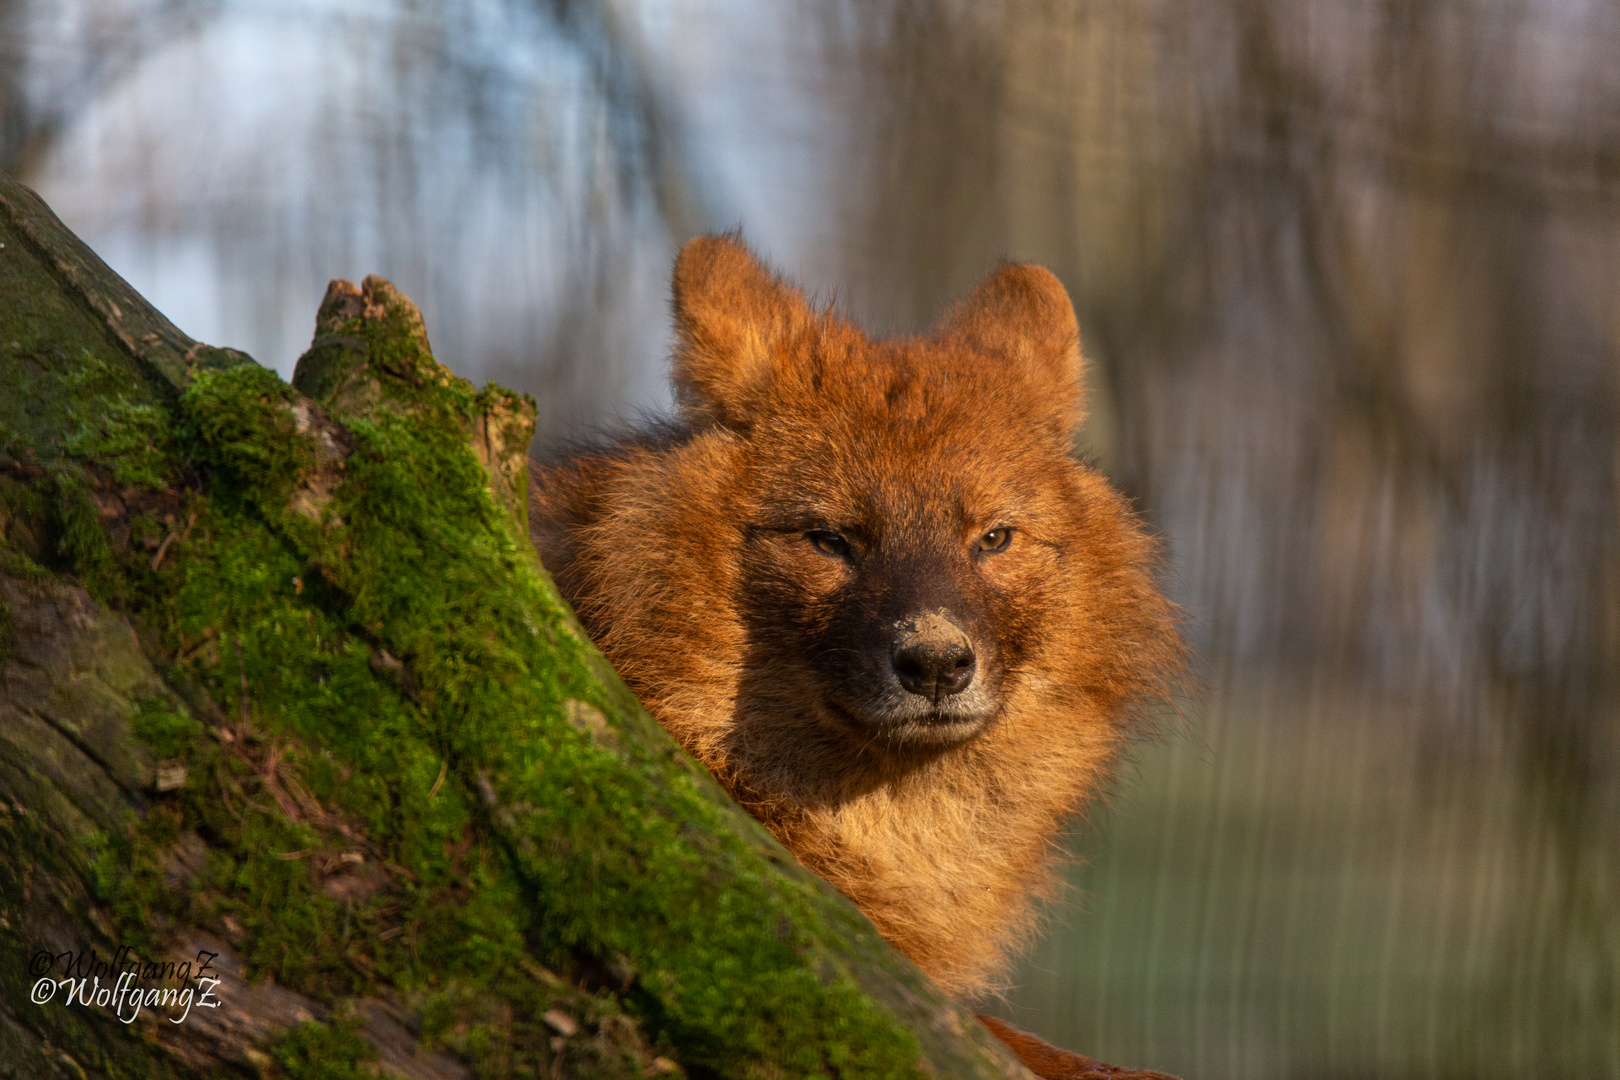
[48,463,118,596]
[418,973,664,1080]
[129,697,204,760]
[180,366,317,508]
[62,352,174,490]
[13,271,994,1079]
[3,360,179,596]
[92,807,183,955]
[271,1012,377,1080]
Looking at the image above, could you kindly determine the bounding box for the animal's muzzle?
[891,612,977,704]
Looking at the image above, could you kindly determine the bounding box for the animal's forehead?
[744,409,1063,526]
[799,336,993,407]
[779,336,1049,432]
[734,333,1079,520]
[846,334,1058,416]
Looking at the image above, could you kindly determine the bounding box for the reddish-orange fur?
[976,1016,1181,1080]
[529,236,1184,1001]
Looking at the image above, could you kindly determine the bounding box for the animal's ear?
[934,262,1086,433]
[670,234,812,428]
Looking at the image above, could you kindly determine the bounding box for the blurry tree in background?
[2,0,1616,1076]
[0,0,714,435]
[833,5,1619,1074]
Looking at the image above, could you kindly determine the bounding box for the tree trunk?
[0,171,1031,1080]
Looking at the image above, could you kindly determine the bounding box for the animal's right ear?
[670,235,811,429]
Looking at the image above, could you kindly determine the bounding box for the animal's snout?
[891,612,977,704]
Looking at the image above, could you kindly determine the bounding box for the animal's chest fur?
[695,689,1116,996]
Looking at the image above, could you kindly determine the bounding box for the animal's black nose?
[892,642,976,702]
[891,625,977,703]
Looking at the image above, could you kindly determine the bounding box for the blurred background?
[3,1,1616,1076]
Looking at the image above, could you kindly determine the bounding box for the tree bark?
[0,171,1032,1080]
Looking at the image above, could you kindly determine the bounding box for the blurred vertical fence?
[2,1,1616,1076]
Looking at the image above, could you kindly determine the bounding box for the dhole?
[530,236,1185,1079]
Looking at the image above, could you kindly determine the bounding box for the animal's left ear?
[933,263,1085,433]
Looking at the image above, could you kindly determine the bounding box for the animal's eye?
[976,527,1012,554]
[808,531,852,559]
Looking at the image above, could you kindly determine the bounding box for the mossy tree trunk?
[0,173,1031,1080]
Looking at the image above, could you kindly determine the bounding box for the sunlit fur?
[529,235,1185,997]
